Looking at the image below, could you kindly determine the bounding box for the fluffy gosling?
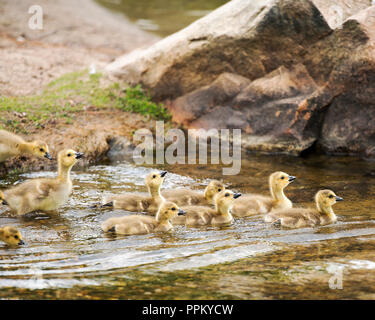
[231,171,295,217]
[0,149,83,215]
[0,129,52,163]
[264,189,343,228]
[101,201,186,235]
[173,190,241,227]
[162,180,225,207]
[101,171,167,214]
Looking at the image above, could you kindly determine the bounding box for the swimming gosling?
[101,201,186,235]
[0,226,25,246]
[173,190,241,227]
[231,171,295,217]
[0,149,83,215]
[101,171,167,214]
[264,189,343,228]
[0,129,52,163]
[163,180,225,207]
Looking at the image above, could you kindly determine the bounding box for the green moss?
[0,70,171,132]
[118,85,172,121]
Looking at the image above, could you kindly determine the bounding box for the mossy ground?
[0,70,171,135]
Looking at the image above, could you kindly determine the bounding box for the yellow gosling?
[0,129,52,163]
[102,171,167,214]
[231,171,295,217]
[101,201,186,235]
[172,190,241,227]
[0,149,83,215]
[162,180,225,207]
[264,189,343,228]
[0,226,25,246]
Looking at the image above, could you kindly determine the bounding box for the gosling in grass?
[162,180,225,207]
[101,171,167,214]
[0,226,25,246]
[231,171,295,217]
[0,129,52,163]
[0,149,83,215]
[172,190,241,227]
[264,189,343,228]
[101,201,186,235]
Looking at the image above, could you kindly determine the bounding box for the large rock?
[107,0,331,100]
[107,0,375,158]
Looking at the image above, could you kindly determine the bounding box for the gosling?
[173,190,241,227]
[101,201,186,235]
[0,129,52,163]
[264,189,343,228]
[101,171,167,214]
[0,149,83,215]
[0,226,25,246]
[162,180,225,207]
[231,171,295,217]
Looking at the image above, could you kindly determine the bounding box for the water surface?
[96,0,229,37]
[0,153,374,299]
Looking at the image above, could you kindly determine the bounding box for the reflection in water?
[96,0,230,36]
[0,153,375,299]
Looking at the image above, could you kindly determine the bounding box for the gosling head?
[58,149,84,168]
[156,201,186,222]
[0,226,25,246]
[315,189,343,212]
[269,171,296,191]
[145,171,167,192]
[215,190,241,214]
[204,180,225,201]
[30,140,52,160]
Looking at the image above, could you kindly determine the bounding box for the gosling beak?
[44,152,53,160]
[178,209,186,216]
[288,175,296,182]
[233,193,242,199]
[335,196,344,202]
[75,152,84,159]
[160,171,168,178]
[2,200,8,206]
[18,240,25,245]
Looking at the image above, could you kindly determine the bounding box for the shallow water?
[96,0,229,37]
[0,153,374,299]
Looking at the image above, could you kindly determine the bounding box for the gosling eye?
[14,235,19,240]
[67,153,72,157]
[218,188,222,192]
[225,193,230,197]
[328,195,334,199]
[171,207,176,211]
[280,176,285,180]
[39,148,44,152]
[152,175,156,179]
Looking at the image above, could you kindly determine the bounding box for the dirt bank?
[0,0,158,96]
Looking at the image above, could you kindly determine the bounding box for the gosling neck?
[58,162,73,182]
[316,201,336,220]
[215,202,232,218]
[270,183,291,207]
[148,184,165,204]
[155,213,172,228]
